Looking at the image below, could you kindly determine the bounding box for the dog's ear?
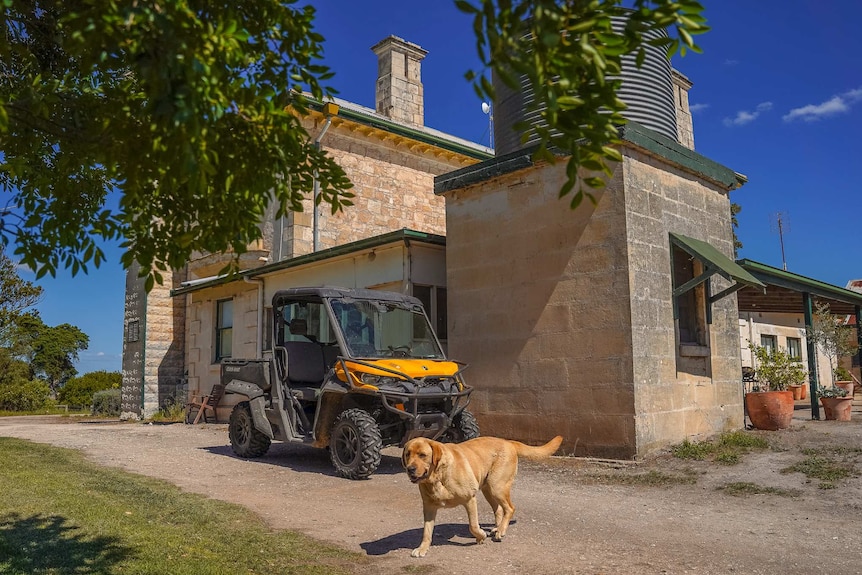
[429,440,443,474]
[401,441,411,468]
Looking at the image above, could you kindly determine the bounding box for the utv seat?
[283,341,327,401]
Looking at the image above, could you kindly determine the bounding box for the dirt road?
[2,411,861,575]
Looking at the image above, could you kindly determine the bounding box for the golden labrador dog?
[402,434,563,557]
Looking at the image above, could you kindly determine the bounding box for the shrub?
[0,378,52,411]
[91,389,121,416]
[59,370,121,407]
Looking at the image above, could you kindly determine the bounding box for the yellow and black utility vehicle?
[222,286,477,479]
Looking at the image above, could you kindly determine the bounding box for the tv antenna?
[481,101,494,149]
[770,211,790,271]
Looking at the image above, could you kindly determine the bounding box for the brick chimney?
[672,69,695,150]
[371,35,427,126]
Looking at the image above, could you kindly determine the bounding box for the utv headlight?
[359,373,403,387]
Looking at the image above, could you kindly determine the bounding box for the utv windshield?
[329,299,445,360]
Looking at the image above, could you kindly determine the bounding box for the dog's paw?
[490,528,503,542]
[475,530,488,544]
[410,548,427,558]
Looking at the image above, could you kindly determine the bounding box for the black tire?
[440,409,480,443]
[329,408,382,480]
[229,402,271,458]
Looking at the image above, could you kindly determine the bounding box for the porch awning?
[670,233,765,304]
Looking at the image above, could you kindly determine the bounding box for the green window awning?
[670,233,765,306]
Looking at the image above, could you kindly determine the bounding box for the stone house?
[120,36,490,419]
[121,33,858,458]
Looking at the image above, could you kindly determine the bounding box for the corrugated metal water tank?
[493,15,677,156]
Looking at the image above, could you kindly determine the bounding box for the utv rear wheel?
[229,402,271,458]
[440,409,480,443]
[329,408,382,480]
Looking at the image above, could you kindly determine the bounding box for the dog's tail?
[513,435,563,460]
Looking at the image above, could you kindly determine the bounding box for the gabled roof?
[306,97,493,161]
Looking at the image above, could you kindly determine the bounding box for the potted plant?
[745,344,807,430]
[807,301,859,393]
[832,366,854,397]
[817,384,853,421]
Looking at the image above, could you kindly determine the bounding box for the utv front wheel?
[329,408,382,480]
[229,402,271,458]
[440,409,480,443]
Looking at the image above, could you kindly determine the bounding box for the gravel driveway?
[2,411,861,575]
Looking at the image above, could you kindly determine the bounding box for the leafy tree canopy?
[1,0,706,286]
[1,0,353,289]
[0,244,42,345]
[58,369,121,407]
[15,313,89,392]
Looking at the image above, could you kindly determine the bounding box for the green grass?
[0,407,90,417]
[718,482,801,498]
[583,469,698,487]
[0,438,366,575]
[671,430,769,465]
[781,450,860,490]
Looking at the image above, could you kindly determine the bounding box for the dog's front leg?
[464,497,488,544]
[411,507,438,558]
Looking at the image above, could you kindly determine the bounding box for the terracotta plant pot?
[800,384,808,400]
[745,391,795,430]
[820,396,853,421]
[834,381,854,397]
[789,385,804,401]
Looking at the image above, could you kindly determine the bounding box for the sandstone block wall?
[444,146,745,459]
[623,150,743,454]
[444,161,637,458]
[278,117,472,260]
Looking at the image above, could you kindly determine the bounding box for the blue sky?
[21,1,862,374]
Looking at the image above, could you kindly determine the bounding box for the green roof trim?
[737,259,862,306]
[670,234,764,318]
[306,99,493,162]
[171,228,446,297]
[435,121,743,195]
[618,122,741,189]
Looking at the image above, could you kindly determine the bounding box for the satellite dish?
[481,102,490,114]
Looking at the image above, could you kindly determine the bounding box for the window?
[760,334,776,354]
[787,337,802,360]
[215,299,233,362]
[672,245,707,346]
[126,320,140,343]
[413,285,448,341]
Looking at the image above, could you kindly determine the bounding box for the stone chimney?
[371,35,427,126]
[672,69,695,150]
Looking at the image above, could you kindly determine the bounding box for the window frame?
[215,298,234,362]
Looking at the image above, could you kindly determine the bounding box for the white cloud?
[723,102,773,127]
[783,87,862,122]
[723,59,739,67]
[689,103,710,113]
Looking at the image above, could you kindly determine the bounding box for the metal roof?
[737,259,862,316]
[171,228,445,297]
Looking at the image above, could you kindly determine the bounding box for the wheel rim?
[236,410,251,445]
[334,424,358,466]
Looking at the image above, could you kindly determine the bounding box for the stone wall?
[444,161,637,458]
[121,266,187,419]
[278,116,471,259]
[623,150,743,454]
[443,145,745,459]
